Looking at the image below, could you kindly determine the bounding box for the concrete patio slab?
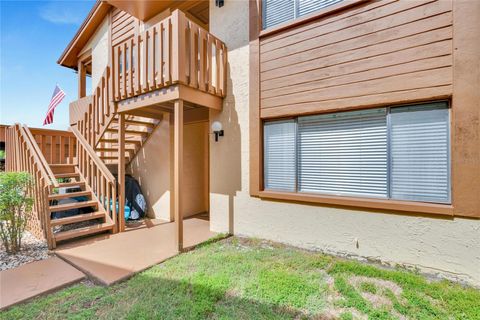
[0,257,85,310]
[55,217,216,286]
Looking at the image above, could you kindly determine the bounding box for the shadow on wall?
[129,116,171,220]
[210,63,242,234]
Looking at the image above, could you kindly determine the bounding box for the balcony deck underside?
[117,84,222,118]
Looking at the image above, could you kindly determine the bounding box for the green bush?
[0,172,33,253]
[0,150,5,160]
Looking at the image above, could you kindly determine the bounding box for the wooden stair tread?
[105,128,148,135]
[55,173,80,178]
[99,138,142,144]
[57,181,86,188]
[51,211,105,226]
[112,118,155,127]
[48,190,91,201]
[100,156,130,160]
[49,164,76,168]
[49,200,98,212]
[54,221,114,242]
[96,147,136,152]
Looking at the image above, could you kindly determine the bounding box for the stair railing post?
[117,113,126,232]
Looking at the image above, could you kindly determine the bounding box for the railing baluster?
[96,88,100,133]
[59,136,64,164]
[143,29,149,92]
[123,42,127,98]
[69,136,74,164]
[106,67,111,117]
[101,78,105,126]
[112,182,117,233]
[150,27,158,89]
[114,46,120,100]
[222,43,227,97]
[189,23,198,88]
[136,35,141,93]
[106,182,111,217]
[165,18,171,84]
[215,39,220,95]
[145,30,155,90]
[207,35,213,93]
[158,23,164,87]
[130,38,134,97]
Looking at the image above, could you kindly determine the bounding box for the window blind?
[263,0,344,29]
[264,120,297,191]
[298,0,344,16]
[263,0,295,30]
[390,103,450,203]
[297,109,388,198]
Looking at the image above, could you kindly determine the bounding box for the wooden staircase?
[95,114,160,165]
[5,124,119,249]
[48,164,115,245]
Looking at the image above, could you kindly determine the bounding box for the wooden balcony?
[113,9,227,113]
[69,9,227,144]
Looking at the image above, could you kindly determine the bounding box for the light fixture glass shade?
[211,121,223,132]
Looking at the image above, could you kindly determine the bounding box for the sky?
[0,0,95,130]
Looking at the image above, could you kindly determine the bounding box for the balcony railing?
[113,10,227,101]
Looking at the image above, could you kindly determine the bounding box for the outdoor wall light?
[215,0,224,8]
[211,121,224,142]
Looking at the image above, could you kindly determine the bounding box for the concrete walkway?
[0,217,215,309]
[0,257,85,310]
[55,217,216,285]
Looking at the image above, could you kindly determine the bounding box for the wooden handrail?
[17,125,57,187]
[75,66,116,147]
[22,125,59,188]
[5,124,55,247]
[71,126,115,183]
[71,126,117,231]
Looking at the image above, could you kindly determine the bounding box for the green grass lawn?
[2,237,479,320]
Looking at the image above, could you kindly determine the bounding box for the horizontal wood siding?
[111,8,139,47]
[259,0,453,118]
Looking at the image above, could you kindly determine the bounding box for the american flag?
[43,85,66,125]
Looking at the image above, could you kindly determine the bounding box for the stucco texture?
[79,16,109,91]
[208,0,480,286]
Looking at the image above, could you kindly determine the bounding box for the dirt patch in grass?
[348,276,404,310]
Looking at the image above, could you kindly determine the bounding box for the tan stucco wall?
[129,114,209,220]
[208,0,480,286]
[79,16,109,92]
[183,121,209,217]
[129,114,171,220]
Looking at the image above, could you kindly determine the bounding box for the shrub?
[0,172,33,253]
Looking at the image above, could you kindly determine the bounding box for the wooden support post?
[78,60,86,98]
[118,113,126,232]
[174,99,184,252]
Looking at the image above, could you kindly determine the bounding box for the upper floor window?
[262,0,344,29]
[263,102,451,204]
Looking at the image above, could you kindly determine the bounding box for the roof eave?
[57,1,111,70]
